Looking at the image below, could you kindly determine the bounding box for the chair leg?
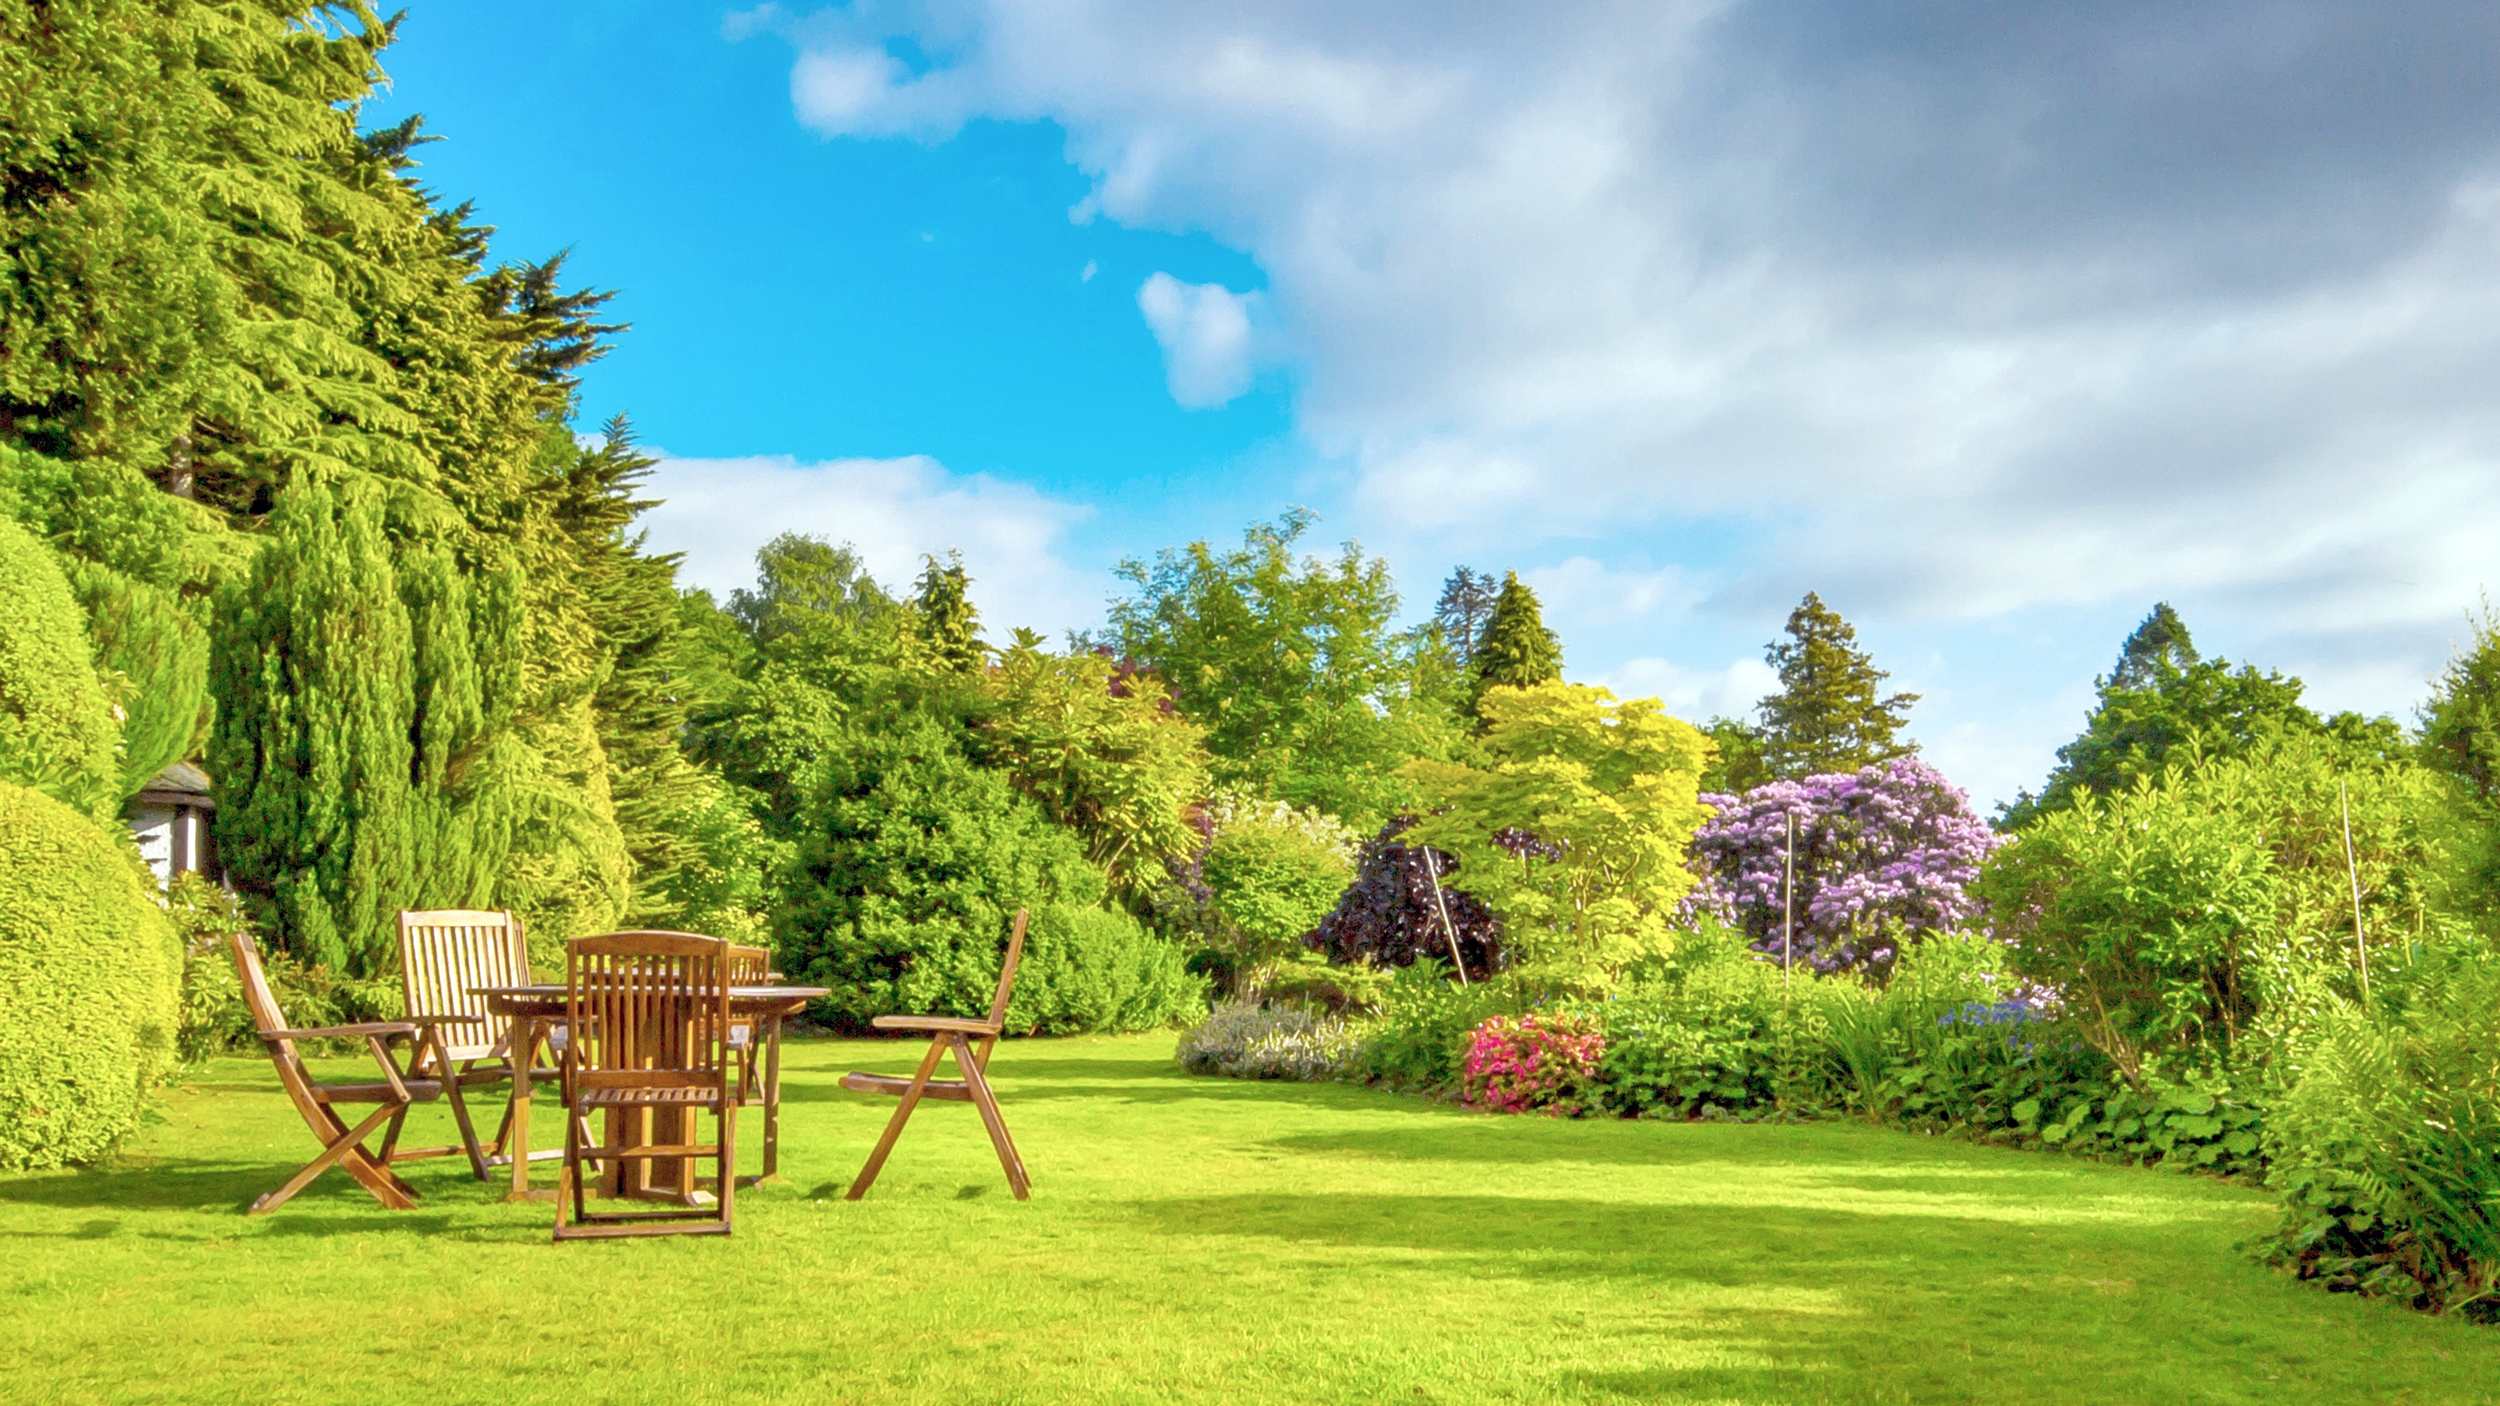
[443,1064,490,1181]
[718,1104,738,1234]
[374,1108,420,1199]
[951,1033,1030,1200]
[846,1036,949,1200]
[556,1100,583,1238]
[253,1103,412,1214]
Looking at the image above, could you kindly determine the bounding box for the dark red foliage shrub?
[1304,818,1507,980]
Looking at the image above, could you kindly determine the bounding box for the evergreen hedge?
[0,781,182,1169]
[0,517,119,822]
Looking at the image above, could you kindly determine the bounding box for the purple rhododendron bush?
[1684,758,2003,978]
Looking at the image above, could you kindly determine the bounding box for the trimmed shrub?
[1009,902,1209,1035]
[0,781,181,1168]
[0,517,119,823]
[1176,999,1365,1081]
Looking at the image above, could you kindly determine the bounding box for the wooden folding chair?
[555,932,738,1240]
[228,931,475,1214]
[840,910,1031,1201]
[727,944,771,1107]
[396,908,558,1179]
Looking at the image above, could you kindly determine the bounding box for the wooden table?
[472,983,826,1203]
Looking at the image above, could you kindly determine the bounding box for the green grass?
[3,1035,2494,1405]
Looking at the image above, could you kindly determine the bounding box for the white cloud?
[1590,656,1778,725]
[1136,272,1260,407]
[638,450,1097,639]
[741,2,2500,799]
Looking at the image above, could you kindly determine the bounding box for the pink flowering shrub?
[1462,1013,1605,1115]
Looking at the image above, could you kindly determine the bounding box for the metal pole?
[1782,810,1795,989]
[2340,779,2369,1001]
[1422,847,1470,988]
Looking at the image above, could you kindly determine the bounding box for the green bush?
[0,781,181,1169]
[2261,946,2500,1319]
[1351,961,1513,1093]
[0,517,119,823]
[1176,999,1365,1081]
[773,714,1112,1028]
[1592,933,1793,1119]
[1008,902,1209,1035]
[166,873,400,1063]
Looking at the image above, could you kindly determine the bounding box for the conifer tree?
[1433,566,1499,667]
[914,551,984,671]
[2001,603,2401,828]
[0,518,120,823]
[1754,592,1917,778]
[2108,602,2199,691]
[1469,571,1562,714]
[208,476,420,973]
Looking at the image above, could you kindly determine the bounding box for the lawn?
[3,1036,2494,1405]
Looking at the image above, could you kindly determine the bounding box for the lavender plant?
[1684,757,2002,978]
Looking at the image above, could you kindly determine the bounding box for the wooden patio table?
[471,983,827,1202]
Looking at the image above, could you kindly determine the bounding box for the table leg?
[743,1013,786,1187]
[503,1017,547,1203]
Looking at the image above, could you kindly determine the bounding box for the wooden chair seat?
[578,1085,724,1109]
[310,1077,447,1104]
[844,911,1031,1201]
[837,1072,976,1102]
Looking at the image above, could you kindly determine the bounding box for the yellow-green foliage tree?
[0,780,183,1169]
[973,637,1210,897]
[1405,682,1714,988]
[0,517,119,823]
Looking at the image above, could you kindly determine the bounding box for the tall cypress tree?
[1469,571,1562,715]
[1754,591,1917,778]
[208,475,418,973]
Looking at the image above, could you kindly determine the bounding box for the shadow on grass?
[0,1157,491,1218]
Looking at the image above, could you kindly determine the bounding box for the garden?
[4,5,2500,1401]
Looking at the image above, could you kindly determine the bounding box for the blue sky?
[365,2,2500,807]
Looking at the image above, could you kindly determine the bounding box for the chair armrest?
[261,1021,425,1041]
[403,1013,488,1026]
[870,1016,1001,1034]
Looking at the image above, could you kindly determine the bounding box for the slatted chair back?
[564,932,733,1098]
[727,944,771,985]
[230,931,310,1087]
[398,909,530,1064]
[983,909,1030,1029]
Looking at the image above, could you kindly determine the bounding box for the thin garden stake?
[1422,846,1469,988]
[1782,810,1795,990]
[2339,778,2369,1000]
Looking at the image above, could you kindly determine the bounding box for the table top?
[470,983,829,1010]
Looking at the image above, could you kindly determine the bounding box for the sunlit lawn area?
[4,1034,2495,1405]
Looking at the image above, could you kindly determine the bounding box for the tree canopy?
[1754,592,1918,779]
